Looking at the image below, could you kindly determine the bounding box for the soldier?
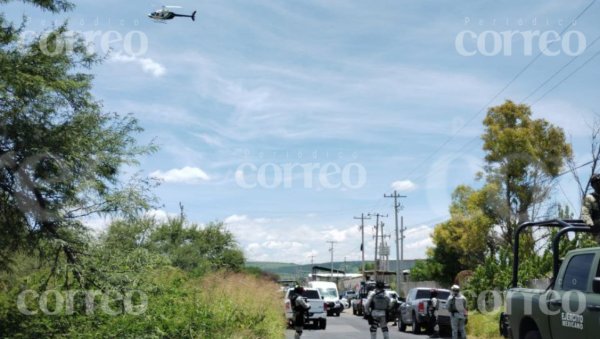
[428,289,440,338]
[581,173,600,242]
[365,281,391,339]
[448,285,467,339]
[290,286,311,339]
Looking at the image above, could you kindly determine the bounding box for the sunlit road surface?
[285,311,453,339]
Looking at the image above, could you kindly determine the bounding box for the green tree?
[413,184,499,284]
[482,100,572,247]
[0,0,155,273]
[417,101,573,285]
[103,216,245,276]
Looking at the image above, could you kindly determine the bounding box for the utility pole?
[327,241,337,279]
[369,213,388,281]
[309,255,315,265]
[344,256,347,274]
[385,190,406,293]
[354,213,371,280]
[375,233,391,272]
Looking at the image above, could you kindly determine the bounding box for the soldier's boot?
[382,326,390,339]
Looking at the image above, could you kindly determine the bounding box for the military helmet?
[451,284,460,291]
[375,280,385,289]
[294,285,304,294]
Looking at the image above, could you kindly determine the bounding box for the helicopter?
[148,6,196,22]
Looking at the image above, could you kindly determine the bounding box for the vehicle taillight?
[285,301,290,311]
[324,303,328,311]
[418,301,425,314]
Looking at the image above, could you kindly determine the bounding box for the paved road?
[285,311,454,339]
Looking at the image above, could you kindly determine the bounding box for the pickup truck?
[352,281,376,316]
[500,219,600,339]
[398,287,453,334]
[284,288,327,330]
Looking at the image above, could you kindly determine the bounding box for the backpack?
[448,296,458,313]
[289,292,303,312]
[372,291,390,311]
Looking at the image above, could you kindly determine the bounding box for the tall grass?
[191,272,286,338]
[0,267,286,338]
[466,309,504,339]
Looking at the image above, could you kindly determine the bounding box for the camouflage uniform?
[290,290,311,339]
[365,286,391,339]
[581,192,600,243]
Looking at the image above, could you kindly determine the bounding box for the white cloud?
[221,213,435,264]
[145,209,178,222]
[82,215,112,233]
[391,180,417,192]
[225,214,248,223]
[150,166,210,184]
[321,226,358,242]
[406,237,433,250]
[110,53,166,77]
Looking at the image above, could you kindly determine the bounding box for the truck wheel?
[398,316,406,332]
[524,330,541,339]
[353,308,357,315]
[319,319,327,330]
[412,313,421,334]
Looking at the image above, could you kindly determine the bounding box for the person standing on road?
[290,286,311,339]
[581,173,600,243]
[428,289,440,338]
[364,281,391,339]
[448,285,467,339]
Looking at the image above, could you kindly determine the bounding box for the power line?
[384,190,407,293]
[401,0,597,182]
[327,241,337,278]
[354,213,371,279]
[532,48,600,106]
[522,35,600,103]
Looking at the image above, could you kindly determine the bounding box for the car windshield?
[415,290,450,299]
[415,290,432,299]
[438,291,450,299]
[302,290,320,299]
[318,288,337,298]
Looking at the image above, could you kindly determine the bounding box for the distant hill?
[246,260,419,279]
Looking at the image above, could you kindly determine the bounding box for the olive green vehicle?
[499,219,600,339]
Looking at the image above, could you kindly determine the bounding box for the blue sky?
[5,0,600,264]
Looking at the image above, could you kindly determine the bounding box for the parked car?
[284,288,327,330]
[351,294,363,315]
[340,290,356,309]
[397,287,453,334]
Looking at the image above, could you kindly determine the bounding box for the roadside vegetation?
[0,216,286,338]
[466,310,504,339]
[409,101,600,339]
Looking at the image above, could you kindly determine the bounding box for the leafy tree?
[482,100,572,247]
[103,216,245,276]
[412,184,499,284]
[0,0,155,274]
[416,101,573,285]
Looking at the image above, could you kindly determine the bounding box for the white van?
[308,281,343,316]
